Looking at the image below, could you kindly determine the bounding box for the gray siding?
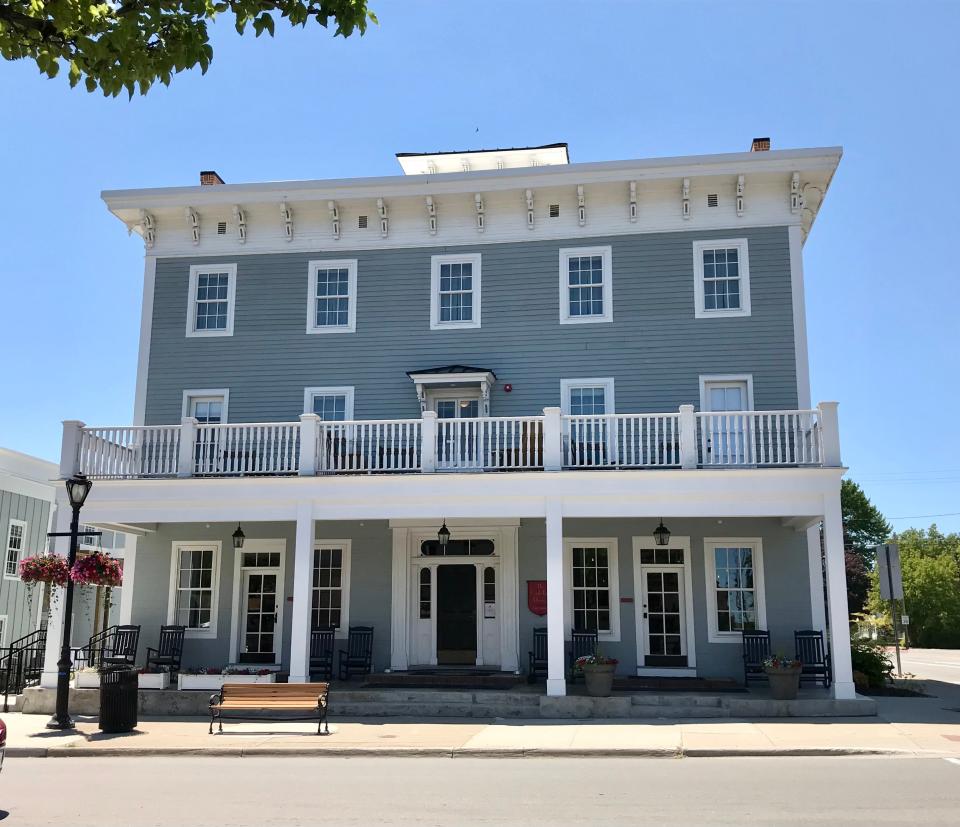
[0,490,50,643]
[145,226,797,424]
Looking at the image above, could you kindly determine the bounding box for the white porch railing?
[66,403,838,480]
[696,409,822,467]
[562,413,681,469]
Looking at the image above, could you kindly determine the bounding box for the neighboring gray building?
[45,140,856,699]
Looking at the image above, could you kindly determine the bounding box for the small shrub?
[850,639,893,687]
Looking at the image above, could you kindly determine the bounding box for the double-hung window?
[169,542,221,637]
[430,254,481,330]
[561,379,615,466]
[559,246,613,324]
[4,519,26,579]
[311,542,351,632]
[303,387,355,421]
[704,539,766,643]
[307,260,357,334]
[187,264,237,337]
[564,538,621,640]
[693,239,751,318]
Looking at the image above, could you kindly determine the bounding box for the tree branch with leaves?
[0,0,376,97]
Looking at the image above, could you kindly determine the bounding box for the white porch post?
[542,407,563,471]
[298,413,319,476]
[117,536,138,625]
[823,490,856,699]
[806,525,826,632]
[545,499,566,696]
[59,420,84,478]
[177,416,198,478]
[421,412,437,473]
[389,527,410,670]
[818,401,842,467]
[288,502,314,683]
[40,497,71,688]
[678,404,697,470]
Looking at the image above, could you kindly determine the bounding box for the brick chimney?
[200,170,225,186]
[750,137,771,152]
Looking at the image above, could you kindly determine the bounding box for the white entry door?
[433,394,482,470]
[704,381,748,465]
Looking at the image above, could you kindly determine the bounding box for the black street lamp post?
[46,473,96,731]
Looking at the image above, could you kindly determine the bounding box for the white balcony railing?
[64,402,839,480]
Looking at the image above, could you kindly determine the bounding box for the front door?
[704,381,748,464]
[190,395,225,474]
[436,565,477,665]
[240,569,278,663]
[640,567,687,667]
[434,395,482,470]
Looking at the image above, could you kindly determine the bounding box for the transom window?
[430,254,482,330]
[420,539,495,556]
[704,539,766,643]
[693,239,751,318]
[5,520,26,578]
[304,386,355,421]
[639,547,685,565]
[312,547,344,629]
[242,551,281,568]
[172,543,219,634]
[187,264,236,337]
[307,260,357,334]
[559,246,613,324]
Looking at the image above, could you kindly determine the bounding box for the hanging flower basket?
[71,551,123,588]
[19,554,70,587]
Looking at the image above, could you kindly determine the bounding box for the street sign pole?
[884,545,902,677]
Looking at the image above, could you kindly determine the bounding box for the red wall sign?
[527,580,547,616]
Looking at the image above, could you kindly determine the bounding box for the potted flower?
[138,666,171,690]
[71,551,123,588]
[763,654,802,700]
[574,651,619,697]
[19,554,70,587]
[75,666,101,689]
[177,666,277,690]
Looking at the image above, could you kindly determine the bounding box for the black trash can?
[99,667,138,733]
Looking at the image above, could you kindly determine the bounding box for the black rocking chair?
[528,627,548,683]
[338,626,374,680]
[795,629,832,688]
[742,629,771,685]
[310,626,336,681]
[568,628,599,683]
[145,625,186,677]
[101,625,141,668]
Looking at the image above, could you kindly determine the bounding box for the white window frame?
[693,239,751,319]
[303,386,356,420]
[559,245,613,325]
[703,537,766,644]
[560,378,616,415]
[562,537,621,642]
[698,375,755,412]
[186,264,237,337]
[430,253,482,330]
[167,541,222,639]
[312,540,352,638]
[306,259,358,335]
[181,389,230,422]
[4,519,27,580]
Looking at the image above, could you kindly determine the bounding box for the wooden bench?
[208,683,330,735]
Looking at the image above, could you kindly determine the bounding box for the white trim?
[306,258,358,335]
[0,615,6,647]
[563,537,621,642]
[167,540,222,639]
[703,537,767,644]
[631,535,695,671]
[133,256,156,425]
[181,389,230,422]
[560,377,616,415]
[430,253,482,330]
[185,263,237,337]
[788,225,812,409]
[4,518,27,580]
[313,539,352,638]
[559,245,613,325]
[698,374,755,412]
[692,238,751,319]
[303,386,355,420]
[228,538,286,664]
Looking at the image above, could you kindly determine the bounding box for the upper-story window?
[430,254,481,330]
[186,264,237,337]
[693,239,751,319]
[307,259,357,334]
[560,378,615,416]
[182,390,229,423]
[559,246,613,324]
[304,386,355,421]
[4,519,26,579]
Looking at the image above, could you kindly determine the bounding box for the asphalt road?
[2,756,960,826]
[893,648,960,684]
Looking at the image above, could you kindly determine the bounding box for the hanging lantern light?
[232,524,246,549]
[653,519,671,547]
[437,520,451,547]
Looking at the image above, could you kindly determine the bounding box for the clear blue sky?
[1,1,957,533]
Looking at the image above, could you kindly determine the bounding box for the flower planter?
[582,663,616,697]
[75,671,101,689]
[764,665,801,700]
[177,673,277,691]
[138,672,171,690]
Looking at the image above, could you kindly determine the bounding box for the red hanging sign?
[527,580,547,616]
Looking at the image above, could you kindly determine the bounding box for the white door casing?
[228,538,286,666]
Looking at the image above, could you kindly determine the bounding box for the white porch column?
[117,536,138,625]
[823,490,856,699]
[806,525,826,632]
[288,502,314,683]
[420,412,437,473]
[298,413,319,476]
[177,416,198,478]
[40,498,71,688]
[678,404,697,470]
[389,527,410,670]
[545,499,566,696]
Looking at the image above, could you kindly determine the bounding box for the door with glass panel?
[190,396,225,474]
[639,560,687,666]
[240,569,278,663]
[566,385,609,466]
[433,395,482,470]
[703,382,748,465]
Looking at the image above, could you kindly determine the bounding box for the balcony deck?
[66,404,839,481]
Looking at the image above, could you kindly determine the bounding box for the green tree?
[841,479,892,565]
[0,0,376,97]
